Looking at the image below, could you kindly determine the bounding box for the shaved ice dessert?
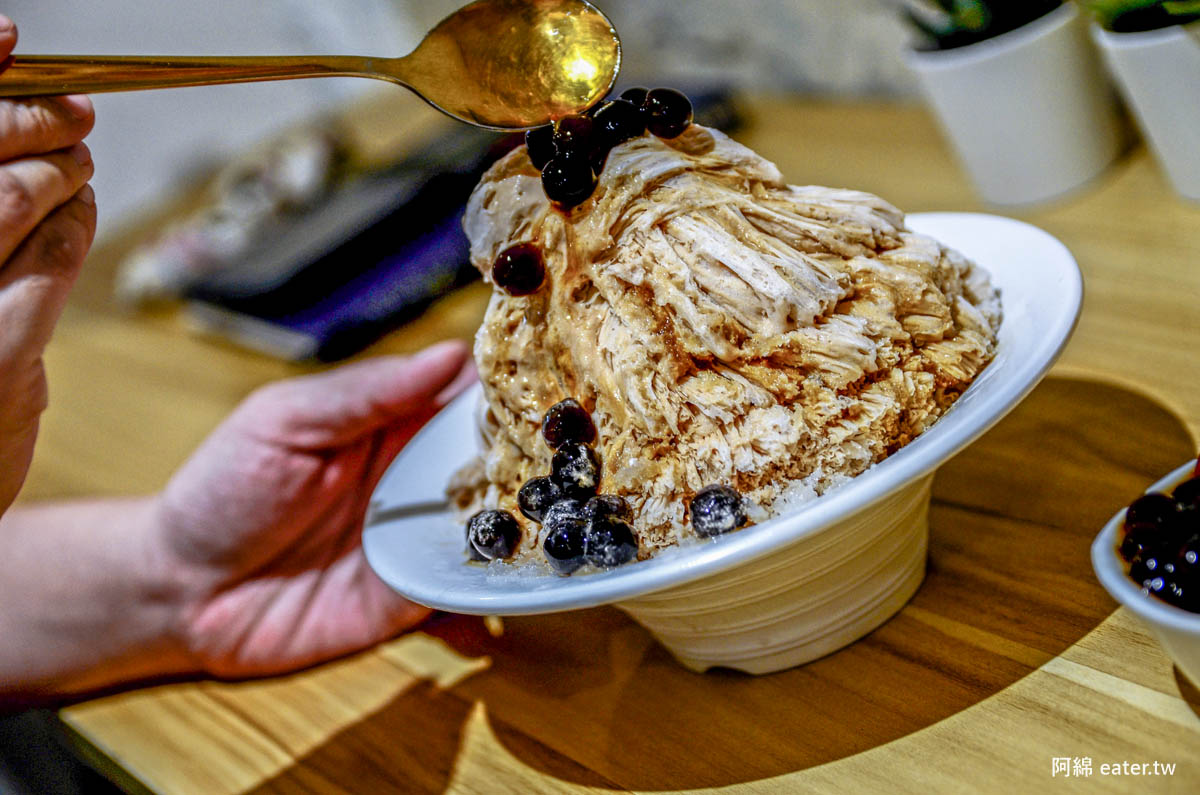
[451,89,1001,575]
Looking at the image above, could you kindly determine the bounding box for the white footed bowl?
[364,213,1082,674]
[617,475,932,673]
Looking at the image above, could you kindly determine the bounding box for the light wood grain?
[23,94,1200,792]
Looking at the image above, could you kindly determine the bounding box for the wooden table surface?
[22,94,1200,793]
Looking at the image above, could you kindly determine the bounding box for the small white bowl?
[1092,460,1200,689]
[365,212,1082,674]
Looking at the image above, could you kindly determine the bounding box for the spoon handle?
[0,54,398,96]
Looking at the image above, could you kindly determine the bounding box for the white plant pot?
[1091,21,1200,202]
[906,4,1125,206]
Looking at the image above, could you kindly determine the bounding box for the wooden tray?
[63,377,1200,793]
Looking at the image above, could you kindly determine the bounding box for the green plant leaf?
[1078,0,1200,29]
[953,0,991,30]
[1164,1,1200,15]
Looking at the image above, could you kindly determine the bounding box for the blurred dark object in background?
[182,125,499,361]
[1078,0,1200,32]
[904,0,1064,50]
[176,86,741,362]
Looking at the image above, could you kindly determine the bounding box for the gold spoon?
[0,0,621,130]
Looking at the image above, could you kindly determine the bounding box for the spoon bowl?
[407,0,621,127]
[0,0,621,130]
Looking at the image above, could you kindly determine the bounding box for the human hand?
[0,17,97,513]
[153,341,473,678]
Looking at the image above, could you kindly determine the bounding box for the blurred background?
[8,0,1197,361]
[12,0,917,231]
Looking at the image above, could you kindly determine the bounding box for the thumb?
[237,340,471,448]
[0,16,15,65]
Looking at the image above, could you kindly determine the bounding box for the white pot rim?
[1090,17,1200,48]
[905,3,1077,69]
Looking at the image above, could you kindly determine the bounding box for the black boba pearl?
[689,484,747,538]
[619,86,648,107]
[464,520,487,562]
[643,88,693,139]
[551,441,601,500]
[1162,576,1198,611]
[592,99,645,148]
[1173,477,1200,511]
[552,114,595,153]
[542,398,597,448]
[492,243,545,296]
[1143,575,1168,597]
[584,494,632,523]
[1176,535,1200,577]
[466,510,521,561]
[541,152,597,208]
[1125,492,1180,528]
[542,498,585,534]
[1128,557,1150,586]
[543,520,588,575]
[1129,553,1168,586]
[584,516,638,568]
[1119,523,1170,562]
[1168,534,1200,608]
[541,499,587,575]
[525,124,556,170]
[589,147,610,176]
[518,476,564,523]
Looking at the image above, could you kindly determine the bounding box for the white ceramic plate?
[364,212,1082,615]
